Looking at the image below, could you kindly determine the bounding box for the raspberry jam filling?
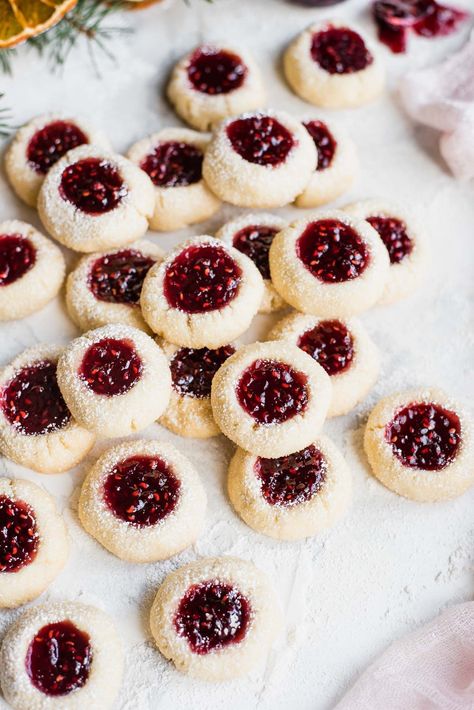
[187,46,247,95]
[79,338,142,396]
[232,225,279,280]
[2,361,71,436]
[27,121,88,175]
[175,581,251,655]
[298,320,354,376]
[386,402,461,470]
[170,345,235,399]
[140,141,203,187]
[104,455,180,526]
[89,249,155,305]
[237,359,309,425]
[164,244,242,314]
[255,444,327,507]
[297,219,369,283]
[311,27,373,74]
[226,115,295,166]
[367,215,413,264]
[26,621,92,697]
[303,121,337,171]
[0,234,36,286]
[59,158,127,215]
[0,496,39,573]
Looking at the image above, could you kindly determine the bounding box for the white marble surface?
[1,1,473,708]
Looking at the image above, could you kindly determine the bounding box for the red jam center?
[367,215,413,264]
[0,496,39,573]
[79,338,142,396]
[103,455,180,526]
[170,345,235,399]
[27,121,88,175]
[2,361,71,436]
[0,234,36,286]
[298,320,354,376]
[26,621,92,697]
[303,121,337,171]
[386,402,461,470]
[175,581,251,655]
[140,141,203,187]
[255,444,327,507]
[187,46,247,95]
[232,225,278,280]
[311,27,373,74]
[297,219,369,283]
[164,244,242,314]
[226,115,295,166]
[237,359,309,425]
[59,158,127,215]
[89,249,155,305]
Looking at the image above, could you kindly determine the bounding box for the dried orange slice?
[0,0,77,48]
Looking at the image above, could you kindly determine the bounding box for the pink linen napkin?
[335,601,474,709]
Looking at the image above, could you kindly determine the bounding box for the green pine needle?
[0,93,14,137]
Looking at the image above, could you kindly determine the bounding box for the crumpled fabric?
[399,31,474,180]
[335,601,474,710]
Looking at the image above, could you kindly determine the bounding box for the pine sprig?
[0,93,14,137]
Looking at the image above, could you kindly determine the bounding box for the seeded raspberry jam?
[232,225,279,280]
[187,47,247,95]
[2,361,71,435]
[367,215,413,264]
[89,249,155,305]
[255,444,327,507]
[140,142,203,187]
[297,219,369,283]
[0,234,36,286]
[227,115,295,166]
[298,320,354,376]
[303,121,337,171]
[175,581,251,655]
[59,158,127,215]
[164,244,242,314]
[26,621,92,696]
[385,402,461,470]
[311,27,373,74]
[104,455,180,526]
[27,121,88,175]
[237,359,309,425]
[0,496,39,573]
[170,345,235,398]
[79,338,142,396]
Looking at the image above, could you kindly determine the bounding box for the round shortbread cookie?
[227,435,351,540]
[150,556,281,681]
[167,44,266,131]
[202,110,317,208]
[78,439,206,562]
[216,213,287,313]
[0,345,95,474]
[269,210,390,318]
[344,199,427,305]
[128,128,221,231]
[56,324,171,438]
[284,20,385,109]
[364,388,474,502]
[4,113,110,207]
[65,240,164,333]
[268,312,379,417]
[38,144,154,253]
[0,601,123,710]
[140,235,264,348]
[211,340,331,458]
[295,119,357,208]
[0,478,69,608]
[0,220,65,322]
